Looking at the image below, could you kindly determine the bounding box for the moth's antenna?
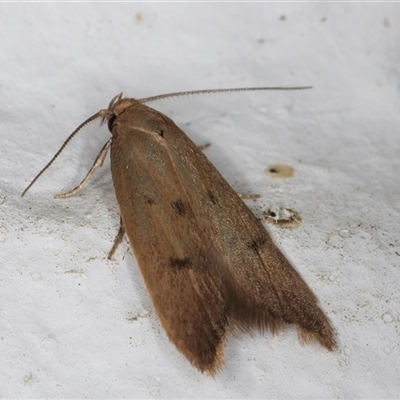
[139,86,312,104]
[22,112,103,197]
[22,87,312,196]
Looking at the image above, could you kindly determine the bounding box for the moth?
[23,87,336,375]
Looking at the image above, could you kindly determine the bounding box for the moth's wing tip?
[320,333,337,352]
[199,359,225,377]
[189,341,226,376]
[298,325,337,352]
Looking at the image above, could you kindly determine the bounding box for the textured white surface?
[1,3,399,398]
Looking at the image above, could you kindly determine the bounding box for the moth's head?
[107,93,141,116]
[100,93,141,131]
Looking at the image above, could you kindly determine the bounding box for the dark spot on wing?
[169,257,192,270]
[171,199,186,216]
[248,236,267,252]
[146,196,155,205]
[208,190,218,205]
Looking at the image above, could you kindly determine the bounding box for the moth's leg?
[238,193,260,199]
[197,143,210,151]
[108,216,125,260]
[55,139,112,198]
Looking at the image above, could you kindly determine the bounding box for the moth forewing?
[108,100,229,374]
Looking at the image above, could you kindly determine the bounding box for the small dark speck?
[280,15,286,21]
[321,17,327,22]
[170,257,192,270]
[248,237,267,251]
[158,128,164,137]
[171,200,186,216]
[208,190,218,205]
[146,196,155,205]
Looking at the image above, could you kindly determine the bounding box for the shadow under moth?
[22,87,336,375]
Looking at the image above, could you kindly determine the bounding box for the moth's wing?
[109,108,228,374]
[164,117,336,351]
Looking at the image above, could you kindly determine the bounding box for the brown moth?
[22,87,336,375]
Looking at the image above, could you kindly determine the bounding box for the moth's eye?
[107,115,116,132]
